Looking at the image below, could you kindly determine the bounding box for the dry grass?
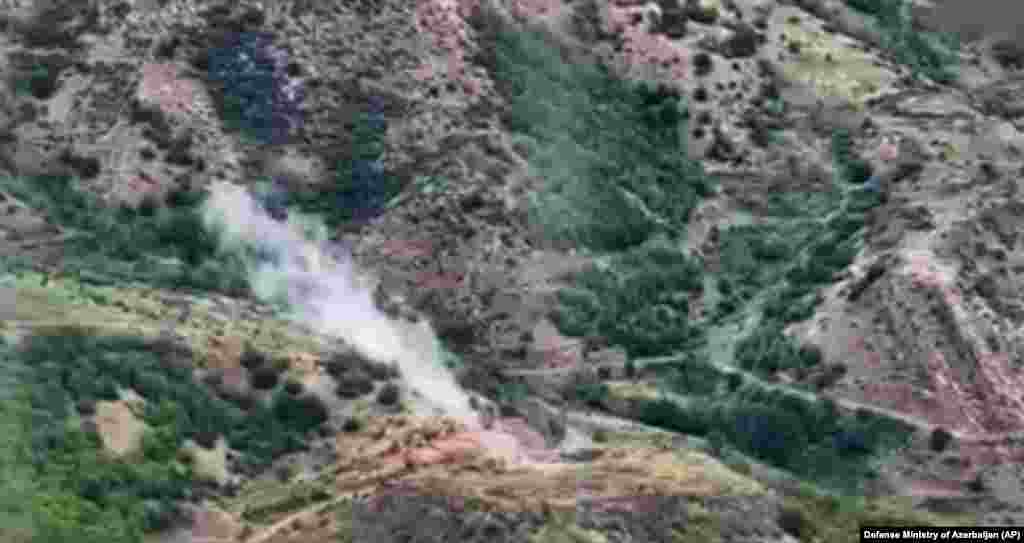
[775,10,895,105]
[183,437,230,486]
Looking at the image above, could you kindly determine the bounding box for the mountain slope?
[2,0,1022,541]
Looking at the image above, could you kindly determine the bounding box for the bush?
[250,366,280,390]
[637,398,711,436]
[335,371,374,399]
[193,430,220,450]
[706,429,728,457]
[624,360,637,379]
[575,383,610,408]
[365,360,400,381]
[778,503,816,540]
[929,426,955,453]
[324,353,365,379]
[240,345,268,370]
[272,393,329,431]
[140,499,179,532]
[76,399,97,416]
[834,427,872,456]
[341,417,364,433]
[376,383,400,406]
[138,195,159,217]
[727,403,809,468]
[726,372,744,391]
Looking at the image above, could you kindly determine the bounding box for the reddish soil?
[380,416,561,467]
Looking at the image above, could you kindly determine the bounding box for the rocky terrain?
[2,0,1024,541]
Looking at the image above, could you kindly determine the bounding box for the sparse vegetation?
[776,484,968,543]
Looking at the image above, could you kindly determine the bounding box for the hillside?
[1,0,1023,541]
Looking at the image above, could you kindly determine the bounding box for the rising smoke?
[200,181,477,425]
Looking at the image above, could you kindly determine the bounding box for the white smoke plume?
[200,181,477,425]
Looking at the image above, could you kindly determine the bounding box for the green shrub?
[734,321,814,374]
[574,383,610,408]
[341,417,364,433]
[667,357,724,396]
[250,366,281,390]
[554,244,703,357]
[0,173,248,295]
[16,327,319,479]
[272,392,328,432]
[724,402,809,468]
[376,382,401,406]
[778,502,817,540]
[636,398,712,436]
[929,427,955,453]
[334,371,374,399]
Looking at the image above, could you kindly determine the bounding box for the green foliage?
[0,343,192,542]
[481,15,710,251]
[831,129,873,185]
[0,174,248,295]
[762,284,818,323]
[0,326,337,540]
[665,356,725,396]
[717,224,805,287]
[574,383,610,408]
[633,371,910,491]
[18,327,325,474]
[929,427,954,453]
[778,484,969,543]
[725,402,809,468]
[637,397,714,437]
[554,244,703,357]
[734,320,820,375]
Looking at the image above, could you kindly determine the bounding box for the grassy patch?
[240,482,332,523]
[777,483,973,542]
